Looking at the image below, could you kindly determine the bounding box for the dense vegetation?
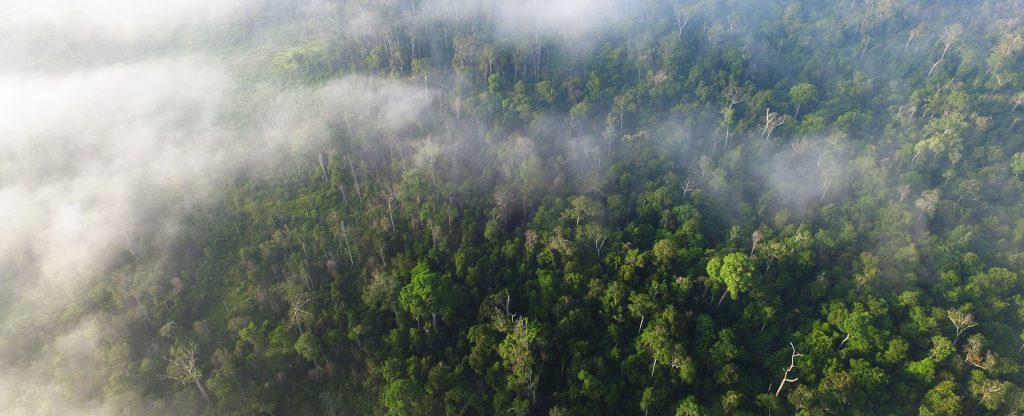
[75,0,1024,414]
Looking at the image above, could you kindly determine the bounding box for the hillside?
[2,1,1024,415]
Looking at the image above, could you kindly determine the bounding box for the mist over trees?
[2,0,1024,415]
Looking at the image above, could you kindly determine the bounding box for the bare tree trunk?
[337,181,348,205]
[593,236,608,258]
[386,201,396,232]
[859,36,871,62]
[775,342,804,396]
[340,221,354,265]
[347,155,362,199]
[317,151,329,182]
[928,44,951,77]
[195,380,212,405]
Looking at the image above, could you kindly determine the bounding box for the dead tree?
[974,379,1005,407]
[382,187,398,233]
[1012,91,1024,113]
[838,333,851,349]
[948,309,977,346]
[859,36,871,62]
[593,234,608,258]
[603,113,620,152]
[317,151,329,182]
[820,168,841,202]
[915,190,941,222]
[762,108,787,142]
[964,334,998,370]
[163,343,212,405]
[724,86,747,109]
[906,22,926,50]
[339,221,354,265]
[826,130,847,149]
[674,4,691,37]
[898,185,911,203]
[928,24,962,77]
[290,297,313,334]
[751,230,763,256]
[682,180,698,198]
[327,211,355,265]
[346,155,363,199]
[775,342,803,396]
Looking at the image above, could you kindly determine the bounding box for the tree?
[914,110,967,165]
[580,223,611,258]
[928,24,963,77]
[564,195,603,227]
[854,252,879,293]
[294,332,322,368]
[383,379,427,416]
[775,342,803,396]
[762,108,787,142]
[963,334,997,370]
[920,380,961,416]
[503,80,535,123]
[789,82,817,119]
[915,189,941,221]
[706,253,755,306]
[1011,91,1024,113]
[637,308,693,381]
[628,292,658,335]
[364,269,400,317]
[946,309,976,345]
[675,397,701,416]
[382,185,398,233]
[724,85,747,110]
[612,92,636,132]
[1012,152,1024,176]
[164,342,212,405]
[399,261,450,327]
[498,317,540,398]
[969,371,1008,411]
[906,21,926,49]
[327,211,355,265]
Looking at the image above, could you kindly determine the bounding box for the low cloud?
[0,0,247,44]
[341,0,633,44]
[0,0,431,412]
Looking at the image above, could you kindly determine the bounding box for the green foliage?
[789,82,818,118]
[383,379,427,416]
[707,253,754,302]
[498,317,539,393]
[919,380,961,416]
[293,333,319,363]
[84,2,1024,415]
[1012,152,1024,176]
[399,261,452,326]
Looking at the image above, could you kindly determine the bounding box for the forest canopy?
[2,0,1024,415]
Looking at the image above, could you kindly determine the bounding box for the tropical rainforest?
[3,0,1024,415]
